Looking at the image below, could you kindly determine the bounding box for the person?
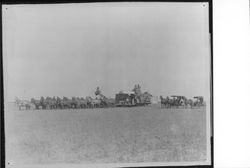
[95,87,101,95]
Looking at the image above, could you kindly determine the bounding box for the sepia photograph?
[2,2,212,167]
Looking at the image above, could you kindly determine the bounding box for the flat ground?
[5,105,207,165]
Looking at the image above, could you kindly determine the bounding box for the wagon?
[193,96,205,107]
[115,91,136,107]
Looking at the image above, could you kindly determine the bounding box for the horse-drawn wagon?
[115,91,136,107]
[115,85,152,107]
[193,96,205,107]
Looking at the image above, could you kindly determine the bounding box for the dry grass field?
[5,105,207,165]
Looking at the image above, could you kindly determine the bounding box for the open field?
[5,105,207,165]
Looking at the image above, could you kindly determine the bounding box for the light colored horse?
[86,97,101,108]
[15,98,31,110]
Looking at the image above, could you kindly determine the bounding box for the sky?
[3,2,211,102]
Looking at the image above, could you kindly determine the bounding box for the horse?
[71,97,89,109]
[71,97,81,109]
[44,97,57,109]
[167,97,176,108]
[86,97,94,108]
[165,97,182,108]
[193,100,205,108]
[184,98,194,108]
[31,98,42,109]
[55,97,64,109]
[160,96,167,108]
[39,96,47,109]
[15,98,31,110]
[86,97,101,108]
[100,97,115,108]
[92,99,101,108]
[79,98,88,108]
[105,98,116,107]
[61,97,73,109]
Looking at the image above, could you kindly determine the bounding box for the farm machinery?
[115,84,152,107]
[94,87,116,107]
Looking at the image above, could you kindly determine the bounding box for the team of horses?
[15,96,116,110]
[160,96,205,108]
[15,95,205,110]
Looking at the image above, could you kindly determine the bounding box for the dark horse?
[160,96,168,108]
[31,98,42,109]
